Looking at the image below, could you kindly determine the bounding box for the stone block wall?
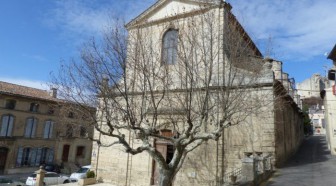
[274,83,304,166]
[91,132,153,186]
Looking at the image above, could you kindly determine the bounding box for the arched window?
[24,117,37,138]
[0,115,14,137]
[16,147,53,167]
[43,120,54,139]
[29,103,39,112]
[40,147,54,164]
[162,29,178,65]
[16,147,33,166]
[22,147,31,166]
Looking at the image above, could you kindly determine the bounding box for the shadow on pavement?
[265,135,336,186]
[279,135,332,168]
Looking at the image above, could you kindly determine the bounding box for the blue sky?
[0,0,335,89]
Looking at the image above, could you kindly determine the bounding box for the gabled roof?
[126,0,262,57]
[0,81,57,102]
[126,0,224,29]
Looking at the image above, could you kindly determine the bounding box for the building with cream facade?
[91,0,304,185]
[324,87,336,154]
[296,73,330,135]
[0,81,93,174]
[297,74,330,99]
[324,44,336,154]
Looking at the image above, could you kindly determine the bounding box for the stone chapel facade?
[91,1,304,185]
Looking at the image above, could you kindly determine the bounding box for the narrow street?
[266,135,336,186]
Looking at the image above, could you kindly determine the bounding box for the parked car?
[42,163,61,173]
[25,172,70,186]
[69,165,91,182]
[0,178,25,186]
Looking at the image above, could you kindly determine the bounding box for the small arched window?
[30,103,39,112]
[162,29,178,65]
[0,114,14,137]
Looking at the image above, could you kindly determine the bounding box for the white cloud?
[38,0,157,56]
[45,1,111,38]
[228,0,336,61]
[43,0,336,63]
[44,0,156,41]
[0,77,48,90]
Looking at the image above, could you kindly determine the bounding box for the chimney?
[102,77,109,87]
[101,75,109,90]
[51,88,57,98]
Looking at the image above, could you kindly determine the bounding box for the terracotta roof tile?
[0,81,57,101]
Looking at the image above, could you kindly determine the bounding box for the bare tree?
[53,4,275,186]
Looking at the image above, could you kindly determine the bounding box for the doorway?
[0,147,8,174]
[151,129,175,185]
[151,142,174,185]
[62,145,70,162]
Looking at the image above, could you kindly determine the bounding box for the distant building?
[324,44,336,154]
[324,88,336,154]
[297,73,330,137]
[297,74,330,99]
[308,104,326,135]
[0,81,93,174]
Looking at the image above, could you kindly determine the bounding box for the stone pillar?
[258,59,274,84]
[36,166,46,186]
[264,154,273,171]
[269,58,283,81]
[282,73,289,91]
[241,153,256,183]
[255,152,264,174]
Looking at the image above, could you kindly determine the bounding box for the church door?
[151,141,174,185]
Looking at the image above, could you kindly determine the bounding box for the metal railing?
[223,167,242,183]
[199,167,242,186]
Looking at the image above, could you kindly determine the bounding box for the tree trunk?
[159,169,175,186]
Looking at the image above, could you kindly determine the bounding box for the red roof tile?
[0,81,57,101]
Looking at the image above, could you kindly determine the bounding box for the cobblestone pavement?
[266,135,336,186]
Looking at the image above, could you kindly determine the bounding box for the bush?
[86,170,95,178]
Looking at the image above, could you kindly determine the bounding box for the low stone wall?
[234,154,273,186]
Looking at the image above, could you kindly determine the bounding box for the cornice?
[126,0,225,30]
[127,5,217,30]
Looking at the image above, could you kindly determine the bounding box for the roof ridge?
[0,80,48,92]
[0,81,58,102]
